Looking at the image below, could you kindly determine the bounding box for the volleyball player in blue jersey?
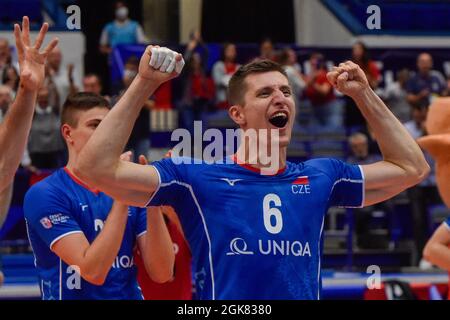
[75,47,429,299]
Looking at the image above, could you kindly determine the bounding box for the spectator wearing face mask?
[99,1,148,55]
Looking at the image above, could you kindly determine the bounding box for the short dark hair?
[84,73,102,84]
[227,59,288,105]
[61,92,110,127]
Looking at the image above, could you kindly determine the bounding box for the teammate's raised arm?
[75,46,185,206]
[0,16,57,192]
[327,61,430,206]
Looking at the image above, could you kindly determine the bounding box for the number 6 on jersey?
[263,194,283,234]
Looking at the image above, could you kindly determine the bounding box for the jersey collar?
[64,167,100,195]
[230,154,286,176]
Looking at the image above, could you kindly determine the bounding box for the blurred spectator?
[99,1,147,55]
[0,38,18,87]
[2,65,19,94]
[347,133,390,250]
[441,75,450,97]
[178,32,215,134]
[83,73,110,102]
[28,86,64,169]
[0,85,12,122]
[278,48,305,108]
[382,69,412,123]
[351,41,380,89]
[112,56,153,161]
[304,53,341,129]
[406,53,446,108]
[212,43,240,110]
[47,46,80,106]
[344,42,380,128]
[347,132,382,165]
[0,38,11,76]
[257,38,276,61]
[404,105,442,267]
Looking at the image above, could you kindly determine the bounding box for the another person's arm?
[0,17,57,192]
[52,201,129,285]
[0,182,12,227]
[423,222,450,270]
[137,206,175,283]
[132,155,174,283]
[75,47,184,206]
[327,61,430,206]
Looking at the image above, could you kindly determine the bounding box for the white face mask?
[116,7,129,20]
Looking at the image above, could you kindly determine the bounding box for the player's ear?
[61,124,74,145]
[228,104,246,126]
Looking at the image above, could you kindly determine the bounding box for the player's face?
[240,71,295,148]
[69,107,109,153]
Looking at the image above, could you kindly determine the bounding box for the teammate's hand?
[327,61,369,98]
[14,16,59,91]
[138,155,148,165]
[120,151,133,162]
[138,45,185,85]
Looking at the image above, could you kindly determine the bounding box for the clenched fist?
[138,45,185,85]
[327,61,370,98]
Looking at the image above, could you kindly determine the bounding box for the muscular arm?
[0,17,57,192]
[0,86,36,192]
[137,207,175,283]
[328,62,430,206]
[0,182,12,227]
[356,89,430,205]
[52,202,129,285]
[423,223,450,271]
[75,47,184,207]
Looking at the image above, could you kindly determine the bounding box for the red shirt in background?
[304,70,334,106]
[134,210,192,300]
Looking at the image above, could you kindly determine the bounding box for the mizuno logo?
[220,178,243,186]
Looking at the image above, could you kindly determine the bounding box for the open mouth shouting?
[268,111,289,129]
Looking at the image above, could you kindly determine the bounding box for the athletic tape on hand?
[149,47,185,74]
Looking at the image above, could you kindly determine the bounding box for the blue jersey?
[24,168,146,300]
[149,157,364,300]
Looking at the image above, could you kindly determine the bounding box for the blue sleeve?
[445,217,450,230]
[135,207,147,237]
[146,157,190,208]
[307,158,364,208]
[24,184,82,249]
[329,159,364,208]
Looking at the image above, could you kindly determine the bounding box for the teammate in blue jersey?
[24,93,174,299]
[75,46,430,299]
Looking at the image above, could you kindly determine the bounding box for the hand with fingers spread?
[14,16,59,91]
[326,61,369,98]
[138,45,185,85]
